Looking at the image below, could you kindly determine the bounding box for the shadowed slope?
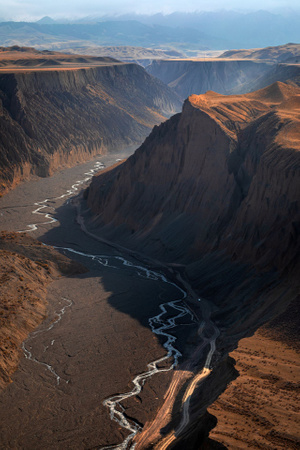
[86,81,300,277]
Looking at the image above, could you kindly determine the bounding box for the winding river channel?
[0,153,219,449]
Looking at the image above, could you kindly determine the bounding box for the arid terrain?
[0,46,121,69]
[208,328,300,449]
[208,296,300,449]
[0,38,299,450]
[219,43,300,63]
[60,46,187,66]
[0,153,202,449]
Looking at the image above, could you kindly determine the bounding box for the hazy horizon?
[1,1,300,22]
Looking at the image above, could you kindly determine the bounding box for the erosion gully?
[1,155,220,449]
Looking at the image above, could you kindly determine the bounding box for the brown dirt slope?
[208,297,300,450]
[0,231,85,390]
[0,45,119,68]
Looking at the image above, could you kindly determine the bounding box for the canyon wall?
[146,58,300,99]
[146,59,272,98]
[0,63,181,194]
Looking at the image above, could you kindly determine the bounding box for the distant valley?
[146,43,300,98]
[1,10,300,51]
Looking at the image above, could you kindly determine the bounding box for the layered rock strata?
[86,81,300,278]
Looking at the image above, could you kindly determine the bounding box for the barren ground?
[208,321,300,449]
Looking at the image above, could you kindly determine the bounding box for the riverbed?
[0,149,204,449]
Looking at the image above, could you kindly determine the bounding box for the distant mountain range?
[0,10,299,51]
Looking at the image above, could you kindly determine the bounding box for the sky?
[0,0,299,21]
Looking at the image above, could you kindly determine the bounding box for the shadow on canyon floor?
[37,199,298,449]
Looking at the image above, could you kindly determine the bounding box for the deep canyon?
[0,43,299,450]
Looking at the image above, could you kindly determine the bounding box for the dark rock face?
[86,81,300,278]
[0,63,181,194]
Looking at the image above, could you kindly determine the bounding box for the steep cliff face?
[146,59,272,98]
[0,62,181,194]
[86,81,300,277]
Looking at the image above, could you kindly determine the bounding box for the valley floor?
[0,150,198,448]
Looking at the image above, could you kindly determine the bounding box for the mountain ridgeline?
[0,57,181,194]
[1,11,300,50]
[146,59,272,98]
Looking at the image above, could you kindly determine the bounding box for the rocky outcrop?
[0,61,181,194]
[207,296,300,449]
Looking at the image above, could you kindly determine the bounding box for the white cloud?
[0,0,299,21]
